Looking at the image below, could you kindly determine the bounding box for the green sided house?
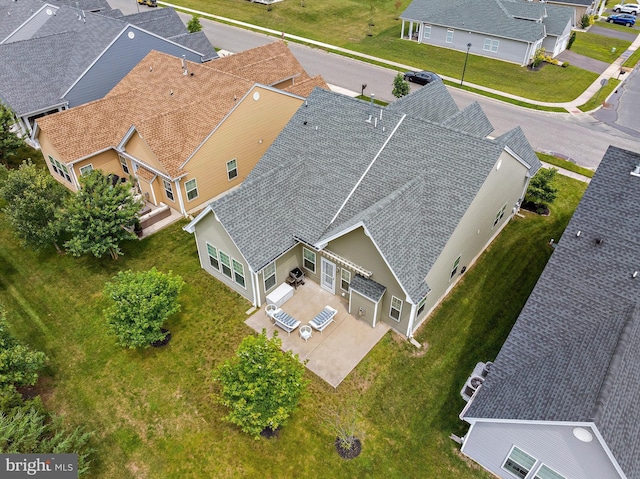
[184,83,541,338]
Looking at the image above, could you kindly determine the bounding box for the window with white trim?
[390,296,402,321]
[446,29,454,43]
[232,259,246,288]
[206,243,219,270]
[423,24,431,39]
[340,269,351,292]
[534,465,566,479]
[49,156,71,182]
[185,178,198,201]
[450,255,461,280]
[79,164,93,176]
[483,38,499,52]
[226,159,238,180]
[120,156,130,175]
[163,179,174,202]
[417,297,427,317]
[263,262,276,292]
[219,251,232,278]
[502,446,536,479]
[303,247,316,273]
[494,204,507,227]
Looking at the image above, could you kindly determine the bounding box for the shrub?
[580,14,591,29]
[567,31,577,50]
[531,47,546,68]
[562,61,570,68]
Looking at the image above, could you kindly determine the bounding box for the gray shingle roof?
[0,0,44,41]
[0,1,214,116]
[169,31,218,61]
[350,275,387,302]
[204,85,539,303]
[441,102,494,138]
[543,4,574,36]
[47,0,112,12]
[401,0,545,43]
[464,145,640,479]
[548,0,593,6]
[387,80,459,123]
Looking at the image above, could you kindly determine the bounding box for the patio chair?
[309,305,337,334]
[267,307,301,335]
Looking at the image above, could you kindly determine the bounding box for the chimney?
[181,55,186,71]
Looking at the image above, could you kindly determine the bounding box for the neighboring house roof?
[36,44,327,178]
[547,0,594,6]
[168,31,218,62]
[401,0,571,44]
[543,4,574,35]
[49,0,112,12]
[0,1,215,116]
[0,0,43,41]
[464,145,640,479]
[122,8,187,38]
[193,84,540,303]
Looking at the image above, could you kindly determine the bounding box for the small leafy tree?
[0,305,47,401]
[531,47,545,68]
[580,13,591,29]
[567,31,577,50]
[214,330,309,439]
[103,268,184,349]
[61,170,142,259]
[392,72,410,98]
[525,167,559,206]
[187,14,202,33]
[0,160,68,251]
[0,103,24,164]
[325,403,364,456]
[0,401,93,476]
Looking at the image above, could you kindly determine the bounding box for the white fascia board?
[117,125,137,150]
[179,84,304,170]
[463,417,597,428]
[591,425,628,479]
[211,211,254,273]
[1,3,53,44]
[503,144,532,171]
[314,221,366,250]
[21,101,69,118]
[118,150,172,181]
[183,204,213,233]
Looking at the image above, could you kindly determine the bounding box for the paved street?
[110,0,640,168]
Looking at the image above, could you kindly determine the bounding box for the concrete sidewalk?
[162,1,639,112]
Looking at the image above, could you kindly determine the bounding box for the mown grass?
[167,0,597,102]
[577,77,621,112]
[623,47,640,68]
[570,31,631,62]
[536,152,595,178]
[0,174,586,478]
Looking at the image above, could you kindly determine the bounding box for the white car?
[613,3,639,14]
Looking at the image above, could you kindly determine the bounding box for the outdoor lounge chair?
[267,307,301,335]
[309,305,337,333]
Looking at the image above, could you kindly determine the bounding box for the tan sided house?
[34,42,328,217]
[184,83,542,338]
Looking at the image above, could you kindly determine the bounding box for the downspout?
[252,271,261,308]
[401,19,405,39]
[406,302,417,338]
[174,179,186,215]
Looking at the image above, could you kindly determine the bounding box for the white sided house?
[185,83,541,339]
[460,146,640,479]
[400,0,574,66]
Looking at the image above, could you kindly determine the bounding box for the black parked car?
[403,71,441,85]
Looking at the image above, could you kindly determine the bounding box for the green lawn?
[536,152,595,178]
[570,31,631,62]
[170,0,597,102]
[577,77,620,112]
[0,175,587,478]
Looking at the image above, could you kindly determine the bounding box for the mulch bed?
[335,437,362,459]
[260,427,280,439]
[151,328,171,348]
[521,201,549,216]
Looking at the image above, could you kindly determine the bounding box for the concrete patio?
[245,281,390,388]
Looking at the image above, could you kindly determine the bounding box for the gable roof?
[0,0,44,41]
[0,1,215,116]
[464,146,640,479]
[401,0,571,43]
[192,84,540,303]
[36,44,326,177]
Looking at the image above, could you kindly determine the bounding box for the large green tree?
[61,170,142,259]
[0,305,47,402]
[0,160,68,251]
[0,103,24,164]
[392,72,410,98]
[214,330,309,439]
[526,167,559,206]
[103,268,184,349]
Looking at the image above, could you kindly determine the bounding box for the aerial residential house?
[0,0,216,134]
[184,83,541,338]
[460,145,640,479]
[543,0,604,22]
[35,42,328,216]
[400,0,573,66]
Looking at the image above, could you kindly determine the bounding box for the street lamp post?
[460,43,472,86]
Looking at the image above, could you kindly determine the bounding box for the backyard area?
[170,0,602,102]
[0,165,587,478]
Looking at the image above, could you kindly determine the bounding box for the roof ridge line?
[328,113,406,226]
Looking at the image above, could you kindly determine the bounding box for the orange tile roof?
[37,42,326,178]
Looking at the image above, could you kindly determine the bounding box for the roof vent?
[170,89,173,96]
[633,271,638,279]
[576,230,581,237]
[595,238,603,245]
[631,165,640,177]
[303,121,307,125]
[149,66,153,72]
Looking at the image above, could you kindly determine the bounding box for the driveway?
[590,23,638,41]
[556,50,610,73]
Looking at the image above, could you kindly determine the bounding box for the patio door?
[321,258,336,293]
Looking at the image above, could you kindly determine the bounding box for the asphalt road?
[111,0,640,168]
